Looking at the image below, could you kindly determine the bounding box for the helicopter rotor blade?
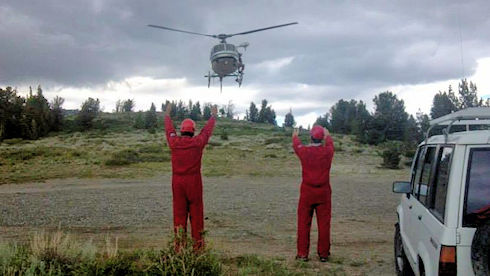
[147,24,216,38]
[228,22,298,37]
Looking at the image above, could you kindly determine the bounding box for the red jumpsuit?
[293,135,335,258]
[164,115,216,249]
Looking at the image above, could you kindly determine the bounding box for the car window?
[417,146,436,205]
[429,146,453,222]
[464,148,490,226]
[410,147,424,194]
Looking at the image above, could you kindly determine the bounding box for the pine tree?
[192,102,202,120]
[370,91,408,142]
[203,104,212,120]
[77,98,100,130]
[247,102,259,122]
[144,103,158,129]
[0,87,25,140]
[24,85,52,138]
[458,79,479,109]
[283,108,295,127]
[315,113,330,129]
[122,99,135,112]
[50,96,64,131]
[431,90,458,119]
[330,99,358,134]
[258,99,268,123]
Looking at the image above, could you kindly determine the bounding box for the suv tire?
[394,223,414,276]
[471,221,489,276]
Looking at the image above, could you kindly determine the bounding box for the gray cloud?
[1,0,490,102]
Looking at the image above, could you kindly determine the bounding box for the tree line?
[0,86,63,140]
[315,79,490,147]
[282,78,488,148]
[1,78,487,144]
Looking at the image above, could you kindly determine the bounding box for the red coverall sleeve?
[196,116,216,147]
[292,135,304,157]
[164,115,177,147]
[324,135,335,156]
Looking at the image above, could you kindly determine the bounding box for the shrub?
[220,129,228,140]
[208,141,222,147]
[105,149,140,166]
[264,137,283,145]
[379,141,403,169]
[0,231,222,276]
[1,138,26,145]
[105,146,170,166]
[77,98,100,130]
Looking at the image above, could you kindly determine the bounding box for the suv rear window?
[464,148,490,226]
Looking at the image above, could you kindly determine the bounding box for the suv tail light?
[439,245,457,276]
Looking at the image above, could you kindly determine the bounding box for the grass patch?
[0,146,75,162]
[1,231,222,276]
[105,145,170,166]
[224,254,294,276]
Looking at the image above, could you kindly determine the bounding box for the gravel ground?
[0,173,407,275]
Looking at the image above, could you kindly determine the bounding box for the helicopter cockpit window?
[226,44,236,51]
[213,44,225,54]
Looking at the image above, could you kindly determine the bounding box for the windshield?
[464,148,490,225]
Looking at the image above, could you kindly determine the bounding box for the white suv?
[393,107,490,276]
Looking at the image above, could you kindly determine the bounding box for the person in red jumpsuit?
[292,125,335,262]
[164,103,217,250]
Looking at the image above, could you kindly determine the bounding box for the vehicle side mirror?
[393,181,411,194]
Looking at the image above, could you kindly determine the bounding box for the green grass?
[0,114,409,184]
[0,231,222,276]
[1,231,356,276]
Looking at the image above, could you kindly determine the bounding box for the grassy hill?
[0,112,408,185]
[0,113,412,275]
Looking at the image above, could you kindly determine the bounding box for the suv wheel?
[394,223,414,276]
[471,220,489,276]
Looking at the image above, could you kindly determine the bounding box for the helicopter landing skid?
[204,73,244,89]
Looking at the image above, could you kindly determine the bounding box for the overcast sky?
[1,0,489,126]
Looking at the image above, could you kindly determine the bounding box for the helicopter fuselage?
[210,43,241,77]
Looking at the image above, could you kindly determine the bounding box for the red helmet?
[310,125,324,140]
[180,119,195,133]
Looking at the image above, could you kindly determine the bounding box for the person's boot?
[295,255,309,262]
[319,252,330,262]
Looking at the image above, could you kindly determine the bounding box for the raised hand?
[292,128,299,137]
[324,127,330,137]
[165,103,172,116]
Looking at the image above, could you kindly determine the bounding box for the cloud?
[2,0,490,127]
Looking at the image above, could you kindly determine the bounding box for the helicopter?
[147,22,298,91]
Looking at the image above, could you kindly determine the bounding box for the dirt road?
[0,174,405,275]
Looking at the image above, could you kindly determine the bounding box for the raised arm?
[197,105,217,146]
[164,103,177,144]
[292,128,303,156]
[323,128,334,155]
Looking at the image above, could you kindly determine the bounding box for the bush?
[264,137,284,145]
[220,129,228,140]
[77,98,100,130]
[0,231,222,276]
[379,141,402,169]
[105,146,170,166]
[105,149,140,166]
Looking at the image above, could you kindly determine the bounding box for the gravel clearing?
[0,173,406,275]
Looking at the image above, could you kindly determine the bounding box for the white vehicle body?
[394,107,490,276]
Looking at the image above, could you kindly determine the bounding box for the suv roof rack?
[425,107,490,144]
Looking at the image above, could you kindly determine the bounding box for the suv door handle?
[418,215,422,220]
